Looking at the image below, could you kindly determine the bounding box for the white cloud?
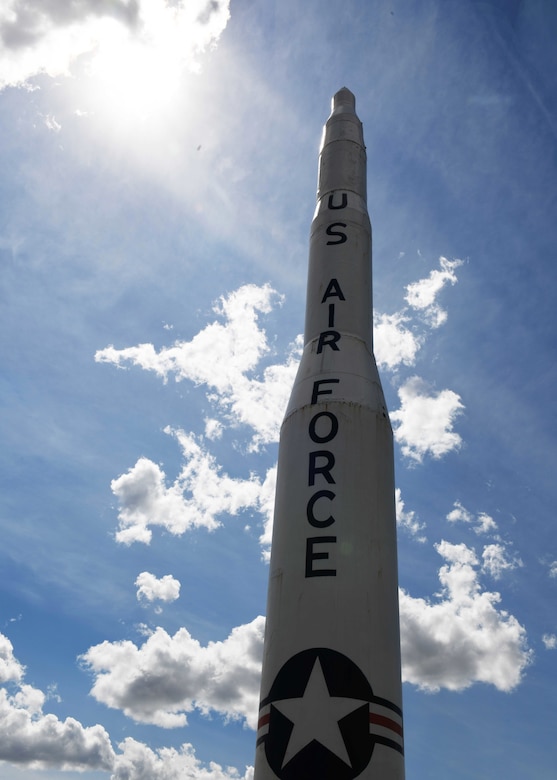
[45,683,62,704]
[112,455,217,545]
[476,512,498,534]
[374,312,422,369]
[0,635,255,778]
[405,256,463,328]
[112,738,253,780]
[0,0,231,90]
[400,541,532,692]
[548,561,557,578]
[102,289,289,553]
[112,428,274,546]
[0,634,24,684]
[446,501,473,524]
[542,634,557,650]
[395,488,426,541]
[204,417,223,440]
[98,283,277,385]
[482,544,523,579]
[135,572,181,605]
[256,466,277,561]
[43,113,61,132]
[373,257,463,369]
[82,617,265,730]
[100,279,466,558]
[391,376,464,462]
[0,634,114,771]
[84,531,532,737]
[446,501,498,535]
[97,284,300,450]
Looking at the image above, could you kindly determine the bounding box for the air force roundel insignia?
[256,648,403,780]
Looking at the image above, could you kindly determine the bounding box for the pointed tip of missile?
[331,87,356,115]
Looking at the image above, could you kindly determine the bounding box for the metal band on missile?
[254,88,405,780]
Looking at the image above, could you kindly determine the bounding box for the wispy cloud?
[542,634,557,650]
[395,488,427,541]
[446,501,498,535]
[482,543,523,579]
[97,284,299,450]
[374,256,463,367]
[405,256,463,328]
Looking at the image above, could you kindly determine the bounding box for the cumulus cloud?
[542,634,557,650]
[447,501,474,525]
[112,454,217,545]
[113,738,253,780]
[446,501,498,535]
[374,312,422,370]
[391,376,464,462]
[98,279,462,461]
[0,633,256,777]
[0,0,231,90]
[101,286,291,552]
[97,284,300,450]
[82,617,265,730]
[99,279,466,558]
[0,634,114,771]
[135,572,181,605]
[111,427,274,545]
[400,541,532,692]
[405,256,463,328]
[548,561,557,578]
[395,488,426,541]
[83,533,532,737]
[0,634,24,684]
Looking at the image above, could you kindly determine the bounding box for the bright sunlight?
[84,0,230,124]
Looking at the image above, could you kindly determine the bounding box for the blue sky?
[0,0,556,777]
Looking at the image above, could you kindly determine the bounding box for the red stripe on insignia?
[370,713,404,738]
[257,713,270,730]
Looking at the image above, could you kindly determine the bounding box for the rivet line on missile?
[253,88,405,779]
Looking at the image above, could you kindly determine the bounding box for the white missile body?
[253,89,405,780]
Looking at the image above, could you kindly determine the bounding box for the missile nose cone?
[331,87,356,114]
[319,87,366,204]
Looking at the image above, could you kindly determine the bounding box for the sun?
[79,0,230,128]
[85,19,185,125]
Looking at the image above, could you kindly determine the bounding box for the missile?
[253,89,405,780]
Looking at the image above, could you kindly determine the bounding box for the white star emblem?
[272,657,365,768]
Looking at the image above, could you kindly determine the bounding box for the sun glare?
[80,0,230,128]
[86,21,184,124]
